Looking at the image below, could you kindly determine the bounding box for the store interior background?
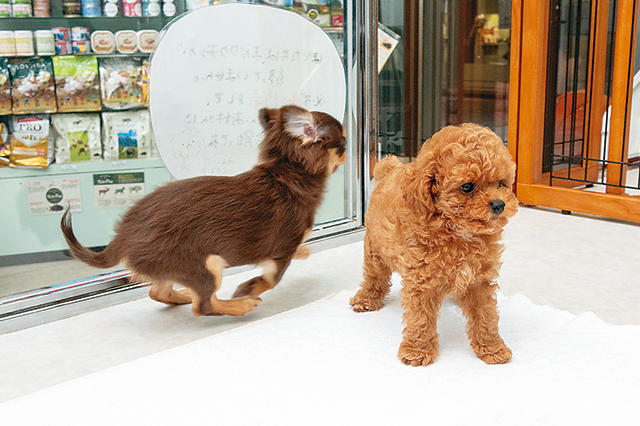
[1,1,640,417]
[2,0,640,325]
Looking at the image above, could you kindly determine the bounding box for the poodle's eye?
[498,180,506,188]
[460,182,475,194]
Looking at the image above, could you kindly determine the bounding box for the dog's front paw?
[473,342,512,364]
[231,295,262,316]
[349,289,384,312]
[350,290,385,312]
[398,341,438,366]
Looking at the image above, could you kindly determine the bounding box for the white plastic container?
[14,30,34,56]
[0,31,16,56]
[115,30,138,54]
[34,30,55,56]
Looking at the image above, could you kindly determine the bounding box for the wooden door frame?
[508,0,640,222]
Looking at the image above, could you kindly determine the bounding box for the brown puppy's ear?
[259,108,279,130]
[282,106,317,145]
[404,142,437,217]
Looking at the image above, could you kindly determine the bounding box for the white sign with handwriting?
[149,3,347,179]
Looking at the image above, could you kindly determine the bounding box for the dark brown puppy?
[61,105,346,317]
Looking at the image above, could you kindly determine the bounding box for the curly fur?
[350,123,518,366]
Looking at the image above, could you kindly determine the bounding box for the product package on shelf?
[102,110,153,160]
[0,58,11,115]
[90,31,116,54]
[8,57,57,114]
[52,113,102,163]
[9,115,53,169]
[0,121,9,167]
[52,55,101,113]
[141,58,150,107]
[99,57,144,110]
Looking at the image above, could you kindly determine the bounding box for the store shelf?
[0,157,167,179]
[0,16,178,32]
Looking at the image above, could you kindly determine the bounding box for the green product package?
[52,55,101,112]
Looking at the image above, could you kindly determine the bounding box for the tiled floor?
[1,205,639,404]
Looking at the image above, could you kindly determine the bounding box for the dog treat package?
[102,110,152,161]
[141,58,150,107]
[99,57,144,110]
[0,59,11,115]
[52,113,102,163]
[52,55,101,113]
[9,115,53,169]
[0,121,10,167]
[8,57,57,114]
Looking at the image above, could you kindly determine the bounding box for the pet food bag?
[141,58,150,107]
[0,58,11,115]
[99,56,144,110]
[0,122,10,167]
[52,55,101,112]
[52,113,102,163]
[8,57,57,114]
[102,110,152,160]
[9,115,53,168]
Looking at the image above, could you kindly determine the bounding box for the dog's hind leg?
[457,279,512,364]
[292,229,312,260]
[231,258,291,298]
[350,235,392,312]
[191,255,261,316]
[149,281,192,305]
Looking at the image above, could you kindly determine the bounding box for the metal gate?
[509,0,640,222]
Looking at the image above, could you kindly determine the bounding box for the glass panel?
[378,1,405,157]
[377,0,511,162]
[439,0,511,142]
[0,0,363,314]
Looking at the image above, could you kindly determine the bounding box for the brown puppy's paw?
[473,343,512,364]
[398,341,438,366]
[232,277,268,298]
[232,296,262,316]
[350,290,385,312]
[194,295,262,316]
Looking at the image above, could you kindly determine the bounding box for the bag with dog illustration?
[52,113,102,163]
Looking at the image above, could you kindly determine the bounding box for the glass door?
[0,0,375,331]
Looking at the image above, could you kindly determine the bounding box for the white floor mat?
[1,285,639,426]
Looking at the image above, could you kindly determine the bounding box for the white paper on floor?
[1,286,639,426]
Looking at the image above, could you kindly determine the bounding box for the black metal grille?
[544,0,640,192]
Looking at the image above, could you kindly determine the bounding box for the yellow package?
[142,58,150,107]
[9,115,52,169]
[0,122,9,167]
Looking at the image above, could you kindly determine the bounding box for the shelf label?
[93,172,145,209]
[27,177,82,215]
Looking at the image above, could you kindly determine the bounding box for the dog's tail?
[373,155,402,181]
[60,207,121,269]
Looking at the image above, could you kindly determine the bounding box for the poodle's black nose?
[490,199,505,215]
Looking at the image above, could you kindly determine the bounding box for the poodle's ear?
[404,143,437,216]
[282,106,317,145]
[258,108,279,130]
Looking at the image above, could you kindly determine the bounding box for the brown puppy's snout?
[490,199,506,215]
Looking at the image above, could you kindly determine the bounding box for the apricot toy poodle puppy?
[351,123,518,366]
